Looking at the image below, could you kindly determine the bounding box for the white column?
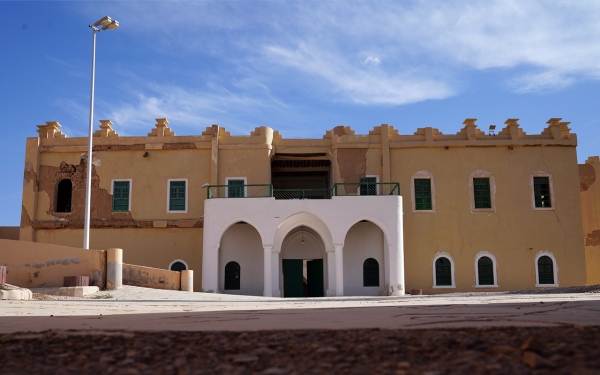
[201,245,219,293]
[271,251,281,297]
[334,244,344,296]
[263,245,273,297]
[326,250,336,296]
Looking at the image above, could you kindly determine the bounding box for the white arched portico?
[202,195,404,296]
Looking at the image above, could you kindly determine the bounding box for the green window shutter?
[360,177,377,196]
[533,177,551,208]
[435,257,452,286]
[169,181,186,211]
[112,181,130,212]
[473,178,491,209]
[227,180,245,198]
[477,256,494,285]
[414,179,432,210]
[538,256,555,284]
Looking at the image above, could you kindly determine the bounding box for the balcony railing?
[206,184,272,199]
[205,182,400,199]
[273,188,332,200]
[333,182,400,197]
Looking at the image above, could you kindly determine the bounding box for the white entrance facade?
[202,195,404,297]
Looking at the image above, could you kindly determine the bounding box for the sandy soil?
[0,326,598,375]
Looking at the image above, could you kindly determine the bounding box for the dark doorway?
[56,179,72,213]
[307,259,324,297]
[283,259,324,298]
[283,259,303,297]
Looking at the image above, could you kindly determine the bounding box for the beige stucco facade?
[580,156,600,285]
[17,117,594,295]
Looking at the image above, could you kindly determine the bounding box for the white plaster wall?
[282,229,324,259]
[219,223,264,296]
[343,222,385,296]
[203,195,403,296]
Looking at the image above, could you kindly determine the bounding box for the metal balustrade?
[206,184,272,199]
[273,188,332,200]
[333,182,400,196]
[205,182,400,199]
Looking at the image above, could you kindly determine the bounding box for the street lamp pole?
[84,16,119,250]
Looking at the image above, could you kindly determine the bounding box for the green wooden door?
[307,259,324,297]
[283,259,303,298]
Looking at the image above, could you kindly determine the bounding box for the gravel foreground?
[0,326,599,375]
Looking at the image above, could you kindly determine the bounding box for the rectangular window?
[534,177,551,208]
[112,181,130,212]
[473,178,491,209]
[414,179,432,210]
[169,180,187,211]
[359,177,377,196]
[227,179,245,198]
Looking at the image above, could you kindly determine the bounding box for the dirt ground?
[0,326,598,375]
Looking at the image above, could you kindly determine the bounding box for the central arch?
[274,212,333,298]
[280,226,326,297]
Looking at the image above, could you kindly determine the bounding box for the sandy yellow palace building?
[14,117,600,296]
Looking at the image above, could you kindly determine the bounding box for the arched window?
[224,261,240,290]
[477,256,494,285]
[537,256,555,285]
[170,261,187,272]
[363,258,379,287]
[435,257,452,286]
[56,179,72,213]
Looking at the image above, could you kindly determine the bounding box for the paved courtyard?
[1,286,600,333]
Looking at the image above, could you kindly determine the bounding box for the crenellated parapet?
[32,117,577,150]
[542,118,571,140]
[93,120,119,138]
[456,118,485,141]
[37,121,66,139]
[148,118,175,137]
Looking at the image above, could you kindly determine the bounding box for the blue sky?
[2,1,599,225]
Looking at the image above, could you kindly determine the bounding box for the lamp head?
[93,16,112,27]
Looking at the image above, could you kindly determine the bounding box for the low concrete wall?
[0,227,19,241]
[0,239,106,288]
[122,263,182,290]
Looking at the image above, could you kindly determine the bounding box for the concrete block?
[0,288,32,300]
[64,276,90,287]
[0,265,5,284]
[30,286,99,297]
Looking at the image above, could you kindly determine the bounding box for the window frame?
[474,252,498,288]
[535,251,558,287]
[411,170,436,213]
[168,259,189,271]
[362,257,380,287]
[432,252,455,288]
[359,175,379,196]
[167,178,188,213]
[225,177,247,198]
[224,261,241,290]
[469,171,496,212]
[111,179,132,212]
[530,171,555,211]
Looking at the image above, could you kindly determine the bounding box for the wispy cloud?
[69,0,600,116]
